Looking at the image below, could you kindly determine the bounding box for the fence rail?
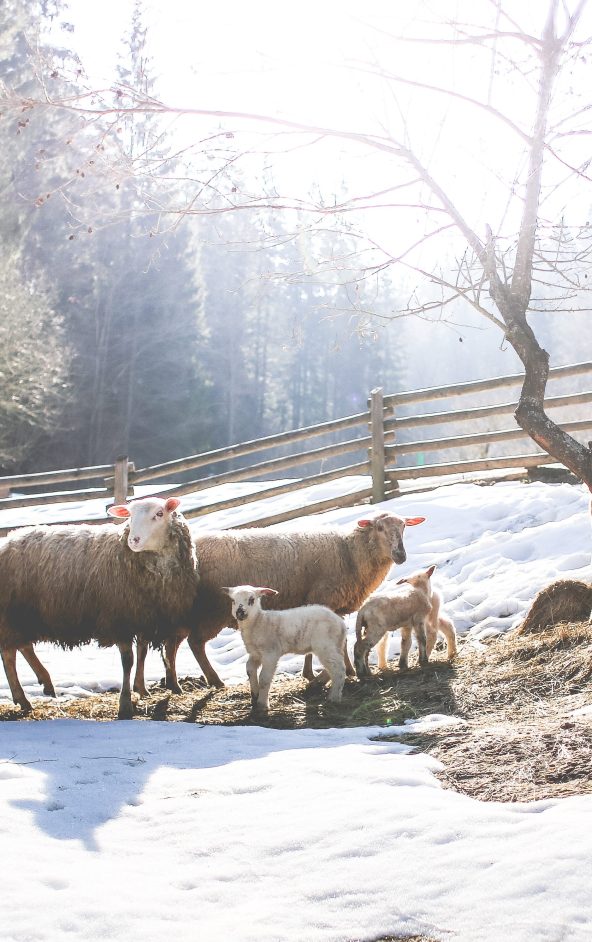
[0,360,590,534]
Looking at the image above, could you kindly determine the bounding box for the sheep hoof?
[133,685,150,698]
[18,700,33,715]
[117,700,134,720]
[43,683,57,698]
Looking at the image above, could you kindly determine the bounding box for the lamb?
[133,511,426,695]
[0,496,198,719]
[375,586,457,669]
[223,585,347,712]
[353,565,437,679]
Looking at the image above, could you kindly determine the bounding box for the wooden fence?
[0,360,590,534]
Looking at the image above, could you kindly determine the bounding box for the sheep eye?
[248,597,255,605]
[155,510,164,518]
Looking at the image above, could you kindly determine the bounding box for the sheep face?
[396,564,436,595]
[222,585,278,623]
[356,512,425,564]
[108,496,182,553]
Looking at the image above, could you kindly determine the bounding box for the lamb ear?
[425,564,436,578]
[220,587,234,598]
[108,504,131,518]
[257,587,279,597]
[357,518,373,528]
[396,576,408,585]
[405,516,425,526]
[164,497,181,512]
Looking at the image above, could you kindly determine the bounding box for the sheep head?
[221,585,279,622]
[108,496,181,553]
[356,512,425,564]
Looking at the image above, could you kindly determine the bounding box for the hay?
[1,616,591,803]
[380,618,592,802]
[516,579,592,635]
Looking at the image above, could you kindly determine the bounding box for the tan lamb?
[353,565,439,678]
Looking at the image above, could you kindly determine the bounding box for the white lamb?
[223,585,347,712]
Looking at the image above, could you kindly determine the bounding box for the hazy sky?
[53,0,592,321]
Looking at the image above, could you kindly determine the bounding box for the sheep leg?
[320,654,346,703]
[255,654,279,713]
[375,632,389,670]
[302,653,316,682]
[353,638,371,679]
[399,627,412,670]
[343,646,356,678]
[246,654,261,707]
[425,622,438,659]
[19,644,56,697]
[186,635,224,688]
[133,640,150,697]
[162,635,183,694]
[117,642,135,720]
[1,647,32,713]
[414,619,429,668]
[438,616,458,660]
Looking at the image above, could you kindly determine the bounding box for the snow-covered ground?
[0,477,591,942]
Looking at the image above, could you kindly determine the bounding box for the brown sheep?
[133,511,425,695]
[0,497,198,719]
[516,579,592,635]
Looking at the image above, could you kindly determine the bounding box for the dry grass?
[1,617,591,804]
[382,618,592,803]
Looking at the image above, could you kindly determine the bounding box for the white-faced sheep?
[0,497,198,719]
[224,585,347,712]
[375,587,457,670]
[133,511,425,695]
[354,565,438,679]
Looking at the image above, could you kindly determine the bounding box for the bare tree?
[4,0,592,484]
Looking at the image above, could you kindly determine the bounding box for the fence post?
[113,456,129,505]
[369,388,386,503]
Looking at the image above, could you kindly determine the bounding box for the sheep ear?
[258,587,278,597]
[405,516,425,526]
[425,564,436,578]
[357,518,373,528]
[396,576,408,585]
[108,504,130,518]
[164,497,181,512]
[220,587,234,598]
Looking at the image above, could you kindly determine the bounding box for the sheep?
[516,579,592,635]
[0,496,198,719]
[353,565,436,679]
[132,511,426,696]
[375,586,457,669]
[223,585,347,712]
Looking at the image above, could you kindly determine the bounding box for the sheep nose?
[131,536,141,545]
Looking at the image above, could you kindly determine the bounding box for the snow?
[0,477,591,941]
[1,719,592,942]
